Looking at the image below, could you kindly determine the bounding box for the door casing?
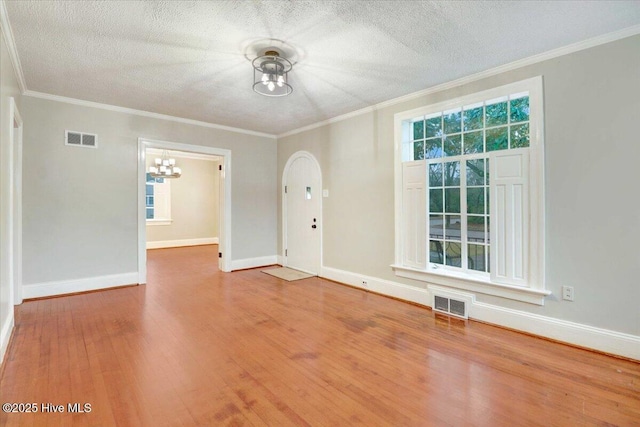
[9,98,23,305]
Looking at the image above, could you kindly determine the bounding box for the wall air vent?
[434,295,449,312]
[429,286,474,320]
[66,130,97,148]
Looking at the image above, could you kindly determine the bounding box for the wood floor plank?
[1,245,638,426]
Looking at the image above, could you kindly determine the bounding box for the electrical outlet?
[562,286,574,301]
[361,280,368,288]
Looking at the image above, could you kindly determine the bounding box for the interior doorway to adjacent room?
[138,138,232,284]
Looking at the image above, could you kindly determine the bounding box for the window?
[393,77,547,304]
[146,173,172,225]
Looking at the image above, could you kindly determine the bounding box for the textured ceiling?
[5,1,640,135]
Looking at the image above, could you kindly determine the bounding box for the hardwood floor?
[1,245,638,426]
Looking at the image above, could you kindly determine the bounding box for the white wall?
[0,29,22,363]
[146,154,219,247]
[21,96,277,297]
[278,35,640,358]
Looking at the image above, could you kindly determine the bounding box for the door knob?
[311,224,317,229]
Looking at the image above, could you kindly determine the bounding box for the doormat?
[261,267,315,282]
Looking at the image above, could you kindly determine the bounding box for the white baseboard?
[277,255,284,266]
[319,266,640,361]
[231,255,278,271]
[469,302,640,361]
[22,272,139,300]
[0,313,14,366]
[146,237,218,249]
[320,266,431,307]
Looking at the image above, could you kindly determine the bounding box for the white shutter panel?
[402,161,427,269]
[490,149,529,286]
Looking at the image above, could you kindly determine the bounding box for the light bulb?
[160,165,166,172]
[169,158,175,166]
[261,74,268,84]
[268,82,275,92]
[277,75,284,87]
[173,167,181,174]
[155,158,161,166]
[149,166,158,174]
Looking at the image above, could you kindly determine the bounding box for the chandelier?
[148,151,181,178]
[252,50,293,97]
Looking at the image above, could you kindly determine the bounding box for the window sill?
[390,264,550,305]
[146,219,173,226]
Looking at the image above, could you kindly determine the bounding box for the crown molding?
[24,90,277,139]
[0,0,27,93]
[277,105,377,139]
[278,24,640,139]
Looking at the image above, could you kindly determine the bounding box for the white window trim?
[393,76,548,305]
[391,264,549,305]
[146,219,173,226]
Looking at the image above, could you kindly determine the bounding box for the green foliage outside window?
[410,95,530,160]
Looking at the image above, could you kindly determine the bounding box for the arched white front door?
[283,152,321,275]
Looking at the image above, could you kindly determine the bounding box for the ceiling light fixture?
[148,150,182,178]
[252,50,293,97]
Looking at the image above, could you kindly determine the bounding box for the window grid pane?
[430,240,444,264]
[425,138,443,158]
[430,215,443,239]
[443,109,462,134]
[414,140,425,160]
[444,134,462,157]
[445,242,462,267]
[444,188,460,214]
[429,163,443,187]
[444,215,461,241]
[413,120,424,140]
[468,244,486,272]
[444,162,460,186]
[425,115,442,138]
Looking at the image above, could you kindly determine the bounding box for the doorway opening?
[137,138,232,284]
